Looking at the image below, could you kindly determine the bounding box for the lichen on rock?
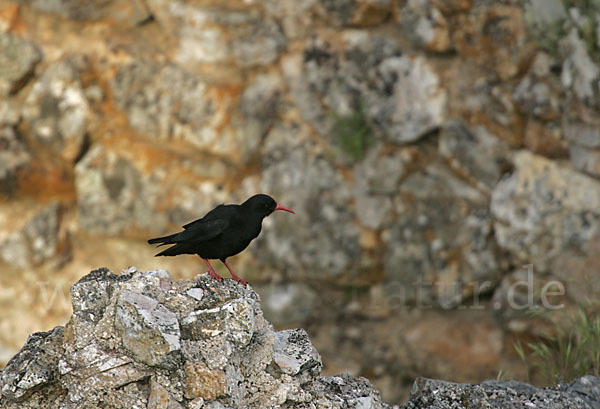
[0,267,390,409]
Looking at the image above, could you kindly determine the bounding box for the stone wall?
[1,0,600,404]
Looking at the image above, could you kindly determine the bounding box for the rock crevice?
[0,268,389,409]
[2,267,600,409]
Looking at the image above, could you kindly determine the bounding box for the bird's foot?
[229,273,247,286]
[207,269,224,282]
[221,260,247,286]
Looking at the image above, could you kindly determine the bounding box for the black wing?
[182,204,226,229]
[151,217,229,257]
[172,218,229,243]
[148,217,229,247]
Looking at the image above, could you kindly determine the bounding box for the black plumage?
[148,194,294,285]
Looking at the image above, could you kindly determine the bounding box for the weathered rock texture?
[1,0,600,404]
[0,268,390,409]
[2,267,599,409]
[403,375,600,409]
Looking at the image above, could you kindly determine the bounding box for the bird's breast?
[217,222,261,256]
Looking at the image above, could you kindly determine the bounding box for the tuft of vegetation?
[331,105,373,161]
[527,19,568,57]
[515,302,600,385]
[525,0,600,63]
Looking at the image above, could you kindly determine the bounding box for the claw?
[222,260,247,286]
[230,275,247,286]
[208,269,224,282]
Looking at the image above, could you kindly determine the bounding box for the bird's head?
[243,194,295,218]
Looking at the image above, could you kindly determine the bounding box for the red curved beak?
[275,203,295,214]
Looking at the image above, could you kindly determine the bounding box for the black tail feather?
[148,233,178,245]
[155,243,184,257]
[149,232,187,257]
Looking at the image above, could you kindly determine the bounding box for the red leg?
[222,260,247,286]
[201,258,223,282]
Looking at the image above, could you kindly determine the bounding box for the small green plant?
[525,0,600,63]
[514,302,600,385]
[331,105,373,161]
[526,18,568,57]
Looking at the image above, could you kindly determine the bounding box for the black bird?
[148,194,294,285]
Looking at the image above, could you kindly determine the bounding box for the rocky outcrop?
[0,268,390,409]
[2,0,600,404]
[404,376,600,409]
[2,267,599,409]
